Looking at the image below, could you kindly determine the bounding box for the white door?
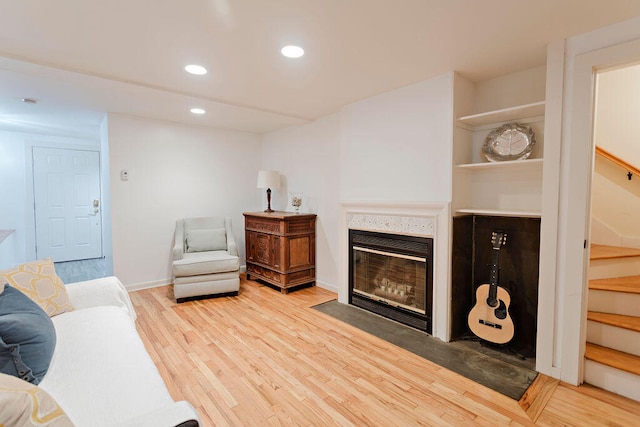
[33,147,102,262]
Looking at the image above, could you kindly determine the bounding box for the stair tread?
[585,343,640,376]
[589,275,640,294]
[590,244,640,260]
[587,311,640,332]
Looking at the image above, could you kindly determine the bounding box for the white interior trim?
[536,39,565,380]
[559,36,640,385]
[338,201,451,341]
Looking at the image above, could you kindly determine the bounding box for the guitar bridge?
[479,319,503,329]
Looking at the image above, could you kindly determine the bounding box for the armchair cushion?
[186,228,226,253]
[172,251,239,277]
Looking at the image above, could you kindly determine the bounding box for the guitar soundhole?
[486,297,498,308]
[494,300,507,320]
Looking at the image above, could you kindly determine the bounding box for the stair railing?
[595,146,640,181]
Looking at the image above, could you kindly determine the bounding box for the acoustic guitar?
[467,230,514,344]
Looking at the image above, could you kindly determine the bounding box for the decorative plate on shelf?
[482,122,536,162]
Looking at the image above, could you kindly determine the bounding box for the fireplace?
[349,229,433,333]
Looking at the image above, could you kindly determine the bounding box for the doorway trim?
[557,37,640,385]
[24,140,102,261]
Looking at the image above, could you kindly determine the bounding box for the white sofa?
[38,276,201,427]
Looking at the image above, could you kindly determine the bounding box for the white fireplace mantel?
[338,201,451,341]
[347,213,434,236]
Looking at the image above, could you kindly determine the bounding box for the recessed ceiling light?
[190,108,206,115]
[184,64,207,75]
[281,45,304,59]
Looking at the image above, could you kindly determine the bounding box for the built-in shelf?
[455,208,542,218]
[457,158,543,171]
[457,101,545,128]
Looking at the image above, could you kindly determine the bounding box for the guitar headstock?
[491,230,507,250]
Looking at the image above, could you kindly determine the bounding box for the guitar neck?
[488,248,500,304]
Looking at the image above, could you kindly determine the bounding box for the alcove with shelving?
[450,67,545,359]
[454,97,545,217]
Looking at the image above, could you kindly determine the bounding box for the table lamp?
[257,170,280,212]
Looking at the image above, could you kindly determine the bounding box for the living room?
[2,2,640,425]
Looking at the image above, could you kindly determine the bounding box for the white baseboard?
[315,280,338,295]
[587,321,640,356]
[125,272,337,295]
[242,265,337,294]
[584,360,640,402]
[588,257,640,280]
[128,265,248,292]
[588,289,640,317]
[126,278,172,292]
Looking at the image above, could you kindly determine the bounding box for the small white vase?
[290,192,303,213]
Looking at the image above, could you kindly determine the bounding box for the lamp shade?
[256,170,280,189]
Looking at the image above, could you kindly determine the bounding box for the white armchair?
[172,217,240,302]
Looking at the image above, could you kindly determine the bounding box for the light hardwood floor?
[129,277,640,426]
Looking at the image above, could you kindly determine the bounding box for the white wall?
[107,114,261,289]
[260,73,455,293]
[100,116,114,275]
[0,131,28,264]
[341,72,454,202]
[0,231,16,269]
[590,64,640,245]
[260,114,341,292]
[473,66,547,112]
[595,64,640,167]
[591,156,640,242]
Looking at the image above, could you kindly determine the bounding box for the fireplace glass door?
[352,247,426,315]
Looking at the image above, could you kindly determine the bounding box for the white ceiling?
[1,1,640,137]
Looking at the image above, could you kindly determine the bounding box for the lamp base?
[264,188,274,213]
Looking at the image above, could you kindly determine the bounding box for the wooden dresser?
[243,211,316,294]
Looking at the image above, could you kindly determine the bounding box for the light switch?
[120,169,129,181]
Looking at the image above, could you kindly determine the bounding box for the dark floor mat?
[313,300,537,400]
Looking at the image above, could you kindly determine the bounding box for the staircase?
[585,244,640,401]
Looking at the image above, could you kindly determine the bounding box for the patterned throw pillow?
[0,373,74,426]
[0,259,73,317]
